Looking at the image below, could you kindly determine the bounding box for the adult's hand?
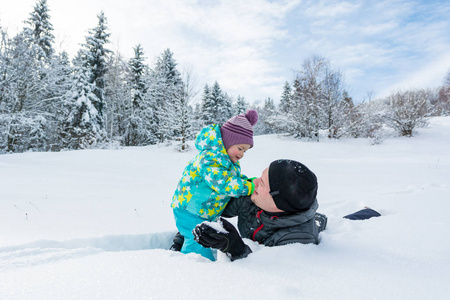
[193,217,252,261]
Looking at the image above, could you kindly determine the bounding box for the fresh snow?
[1,117,450,300]
[202,219,228,234]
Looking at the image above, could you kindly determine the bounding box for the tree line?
[1,0,449,154]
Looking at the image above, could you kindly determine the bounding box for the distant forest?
[1,0,449,153]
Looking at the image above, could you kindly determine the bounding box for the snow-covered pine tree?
[0,29,14,114]
[219,91,233,123]
[253,97,276,135]
[191,102,203,134]
[62,66,102,149]
[151,49,184,143]
[202,81,232,125]
[124,44,151,146]
[44,51,74,150]
[339,91,362,138]
[279,81,293,113]
[267,56,349,141]
[24,0,54,60]
[291,77,311,137]
[0,28,7,106]
[0,28,55,153]
[268,77,306,137]
[81,11,112,129]
[235,95,247,115]
[4,31,42,113]
[129,45,147,110]
[200,84,214,125]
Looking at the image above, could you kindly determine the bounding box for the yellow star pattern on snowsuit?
[171,124,254,221]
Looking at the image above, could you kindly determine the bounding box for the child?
[171,110,258,260]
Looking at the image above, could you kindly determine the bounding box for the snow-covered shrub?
[0,112,49,153]
[383,89,432,137]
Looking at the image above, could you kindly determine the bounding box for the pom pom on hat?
[245,109,258,126]
[220,109,258,150]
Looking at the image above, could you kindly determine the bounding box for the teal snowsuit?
[171,124,254,260]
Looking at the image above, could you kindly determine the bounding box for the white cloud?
[1,0,449,104]
[305,0,360,18]
[360,21,398,36]
[281,0,450,101]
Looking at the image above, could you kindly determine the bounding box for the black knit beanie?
[268,160,318,213]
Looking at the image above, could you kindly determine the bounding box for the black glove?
[169,232,184,251]
[193,217,252,261]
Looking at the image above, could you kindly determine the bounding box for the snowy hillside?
[1,117,450,300]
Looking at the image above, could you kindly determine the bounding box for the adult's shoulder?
[264,217,319,246]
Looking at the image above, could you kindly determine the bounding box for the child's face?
[251,167,284,213]
[226,144,251,163]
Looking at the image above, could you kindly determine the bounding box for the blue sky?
[1,0,449,104]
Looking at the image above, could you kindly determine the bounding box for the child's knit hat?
[268,159,318,213]
[220,109,258,150]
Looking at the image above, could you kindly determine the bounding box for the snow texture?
[202,219,228,234]
[1,117,450,299]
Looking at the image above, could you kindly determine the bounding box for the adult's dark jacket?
[222,195,322,246]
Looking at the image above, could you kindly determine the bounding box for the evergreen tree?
[81,11,111,129]
[151,49,184,143]
[0,29,50,152]
[219,91,233,123]
[62,66,102,149]
[0,29,9,113]
[235,95,247,115]
[191,102,203,134]
[279,81,293,113]
[253,97,276,135]
[209,82,225,123]
[25,0,54,59]
[201,81,232,125]
[267,56,347,141]
[129,44,147,110]
[281,55,347,141]
[339,91,362,138]
[125,44,152,146]
[267,78,306,137]
[3,31,42,113]
[44,51,74,150]
[200,84,214,125]
[0,11,63,152]
[176,68,198,151]
[264,97,276,112]
[291,77,310,137]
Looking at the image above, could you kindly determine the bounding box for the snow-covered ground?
[1,117,449,300]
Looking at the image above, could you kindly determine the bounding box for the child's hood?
[195,124,226,153]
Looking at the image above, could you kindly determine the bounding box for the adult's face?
[250,167,284,213]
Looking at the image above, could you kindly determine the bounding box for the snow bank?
[1,117,449,299]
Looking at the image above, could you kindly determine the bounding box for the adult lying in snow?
[172,159,380,261]
[192,159,324,261]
